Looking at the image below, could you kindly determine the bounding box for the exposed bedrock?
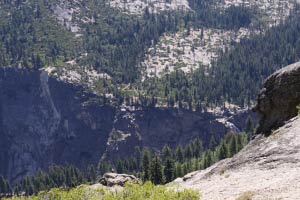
[254,62,300,135]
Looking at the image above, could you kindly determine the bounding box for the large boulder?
[99,173,141,187]
[253,62,300,135]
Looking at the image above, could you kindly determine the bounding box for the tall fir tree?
[116,160,124,174]
[175,163,184,178]
[164,157,175,183]
[142,149,151,182]
[162,144,172,161]
[175,145,184,162]
[192,137,203,158]
[217,140,229,160]
[229,135,238,157]
[150,156,163,185]
[184,144,193,160]
[86,164,97,182]
[209,135,218,151]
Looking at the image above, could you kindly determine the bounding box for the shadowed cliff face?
[0,68,253,184]
[0,68,116,183]
[104,108,229,161]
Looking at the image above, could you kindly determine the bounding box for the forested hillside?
[142,13,300,108]
[2,0,296,109]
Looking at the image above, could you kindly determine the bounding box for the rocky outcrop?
[173,116,300,200]
[253,62,300,135]
[99,173,140,187]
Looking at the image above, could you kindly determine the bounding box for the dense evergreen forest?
[0,0,79,68]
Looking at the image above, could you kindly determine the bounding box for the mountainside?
[173,62,300,199]
[0,68,252,183]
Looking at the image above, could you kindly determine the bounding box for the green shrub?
[5,182,200,200]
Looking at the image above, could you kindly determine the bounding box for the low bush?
[5,182,200,200]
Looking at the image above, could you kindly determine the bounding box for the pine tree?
[202,151,213,169]
[164,157,175,183]
[175,163,184,178]
[150,156,163,185]
[209,135,218,151]
[24,177,34,195]
[86,164,96,182]
[162,144,172,161]
[184,144,193,160]
[245,116,254,133]
[192,137,203,158]
[0,176,6,194]
[142,149,151,182]
[97,161,111,177]
[237,133,246,151]
[229,135,238,157]
[116,160,124,174]
[217,140,229,160]
[175,145,184,162]
[134,146,142,170]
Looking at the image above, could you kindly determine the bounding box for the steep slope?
[174,116,300,199]
[173,62,300,199]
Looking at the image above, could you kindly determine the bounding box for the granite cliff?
[0,68,115,183]
[0,68,252,184]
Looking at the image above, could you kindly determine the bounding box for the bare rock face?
[253,62,300,135]
[99,173,141,187]
[174,116,300,200]
[0,68,115,184]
